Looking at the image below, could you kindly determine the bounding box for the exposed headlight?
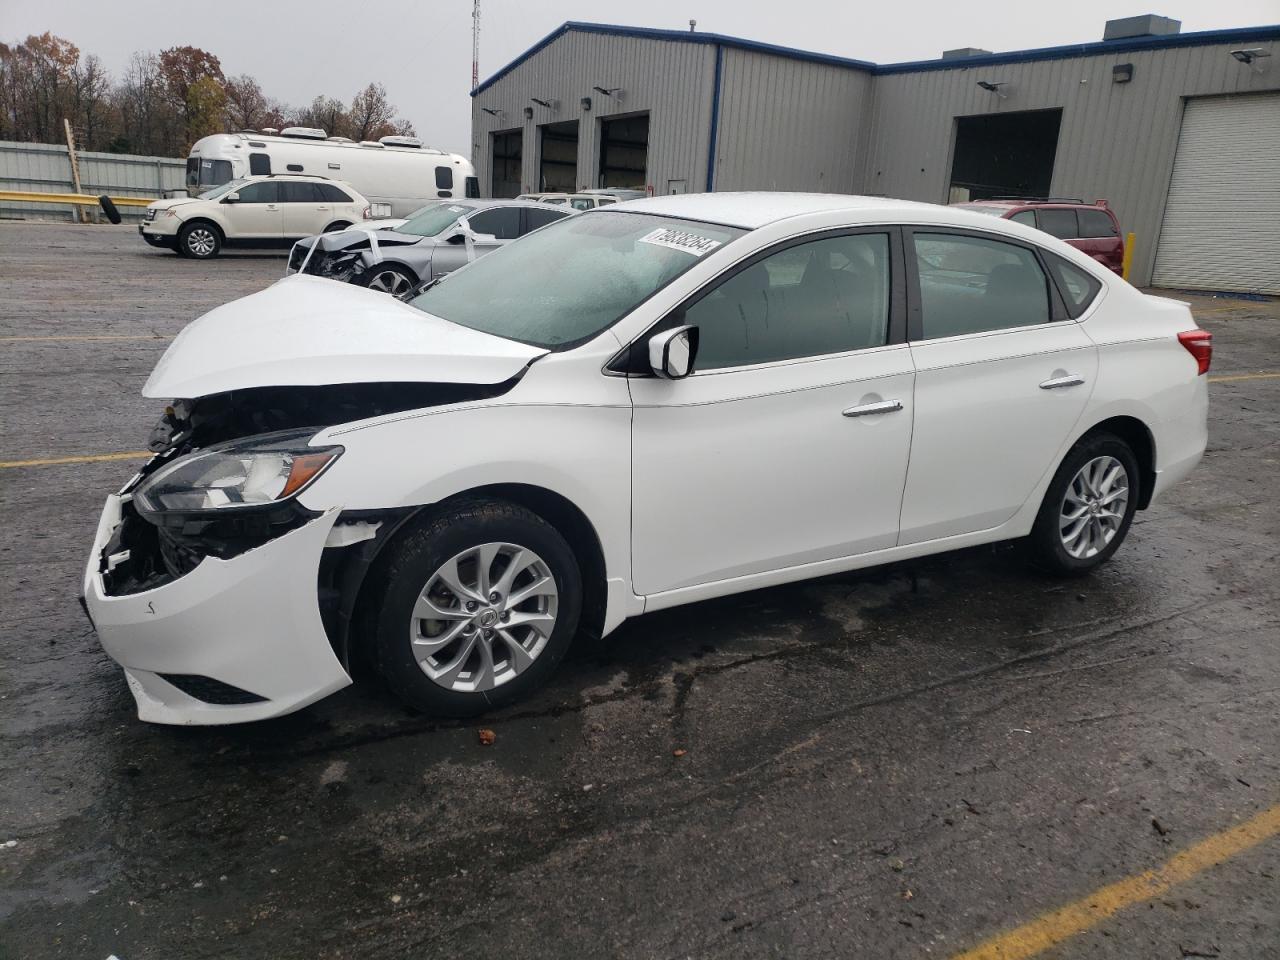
[134,429,342,516]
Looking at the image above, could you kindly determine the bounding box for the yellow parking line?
[950,803,1280,960]
[0,334,170,342]
[1208,372,1280,384]
[0,451,150,469]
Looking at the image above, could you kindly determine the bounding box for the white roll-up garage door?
[1152,92,1280,294]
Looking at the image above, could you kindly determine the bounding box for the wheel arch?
[333,483,609,675]
[180,216,224,238]
[1075,415,1156,509]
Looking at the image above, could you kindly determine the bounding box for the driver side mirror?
[222,192,240,203]
[648,325,699,379]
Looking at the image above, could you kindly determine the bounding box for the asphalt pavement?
[1,222,1277,960]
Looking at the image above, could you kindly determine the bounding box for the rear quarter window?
[1078,209,1119,238]
[1044,252,1103,318]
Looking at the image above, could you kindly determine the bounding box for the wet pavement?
[1,222,1277,959]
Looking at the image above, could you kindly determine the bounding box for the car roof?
[611,192,978,229]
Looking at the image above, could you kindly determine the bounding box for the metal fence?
[0,140,185,223]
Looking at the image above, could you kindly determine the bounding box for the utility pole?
[472,0,480,90]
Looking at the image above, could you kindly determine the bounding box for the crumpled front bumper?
[83,496,352,725]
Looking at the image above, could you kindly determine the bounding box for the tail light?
[362,206,371,220]
[1178,329,1212,375]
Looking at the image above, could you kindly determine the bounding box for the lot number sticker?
[638,227,722,257]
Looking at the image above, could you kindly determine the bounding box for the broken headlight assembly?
[134,429,342,518]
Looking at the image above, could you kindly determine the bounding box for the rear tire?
[374,500,583,716]
[1026,432,1139,576]
[177,221,221,259]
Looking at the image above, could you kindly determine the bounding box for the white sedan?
[83,193,1210,724]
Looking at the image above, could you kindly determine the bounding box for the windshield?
[408,211,746,349]
[398,203,475,237]
[198,178,247,200]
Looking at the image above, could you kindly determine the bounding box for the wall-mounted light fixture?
[593,86,622,99]
[481,107,504,117]
[530,97,555,109]
[1111,63,1134,83]
[976,80,1008,99]
[1231,48,1272,73]
[523,106,533,120]
[580,97,592,111]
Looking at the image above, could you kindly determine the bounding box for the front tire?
[177,221,221,259]
[374,500,583,716]
[362,264,417,296]
[1026,432,1139,576]
[323,221,352,233]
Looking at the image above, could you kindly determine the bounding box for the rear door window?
[1037,209,1079,239]
[280,182,322,203]
[1010,210,1036,227]
[912,232,1052,339]
[1078,209,1119,238]
[466,206,521,240]
[522,207,569,232]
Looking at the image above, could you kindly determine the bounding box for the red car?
[953,199,1125,276]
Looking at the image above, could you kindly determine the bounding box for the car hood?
[147,197,202,212]
[143,275,547,399]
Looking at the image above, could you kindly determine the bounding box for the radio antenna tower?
[471,0,480,90]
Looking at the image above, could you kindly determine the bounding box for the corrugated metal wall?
[471,32,717,195]
[0,140,185,222]
[863,39,1279,285]
[713,48,871,193]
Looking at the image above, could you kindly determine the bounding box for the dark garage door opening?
[949,108,1063,201]
[599,112,649,189]
[491,129,522,198]
[539,120,579,192]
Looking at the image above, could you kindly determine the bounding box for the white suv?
[139,175,371,259]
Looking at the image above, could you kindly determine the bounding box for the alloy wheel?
[410,542,559,692]
[1059,455,1129,559]
[367,270,413,295]
[186,228,216,257]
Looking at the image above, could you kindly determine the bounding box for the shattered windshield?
[408,211,745,349]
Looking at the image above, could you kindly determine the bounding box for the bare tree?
[223,73,268,131]
[349,82,395,141]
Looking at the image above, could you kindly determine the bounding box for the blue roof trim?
[471,21,875,95]
[471,21,1280,96]
[878,23,1280,74]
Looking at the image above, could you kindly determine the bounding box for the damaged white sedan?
[84,194,1210,725]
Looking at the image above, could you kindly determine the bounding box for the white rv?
[186,129,477,217]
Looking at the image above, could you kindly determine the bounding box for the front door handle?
[1039,374,1085,390]
[843,399,903,418]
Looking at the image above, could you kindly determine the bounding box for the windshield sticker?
[638,227,722,257]
[448,205,467,213]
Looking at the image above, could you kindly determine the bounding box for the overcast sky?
[2,0,1275,153]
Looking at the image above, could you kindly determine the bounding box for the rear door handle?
[1039,374,1085,390]
[843,399,903,418]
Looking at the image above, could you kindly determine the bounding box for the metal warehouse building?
[470,17,1279,292]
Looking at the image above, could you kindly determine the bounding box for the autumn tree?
[0,32,420,155]
[157,45,225,149]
